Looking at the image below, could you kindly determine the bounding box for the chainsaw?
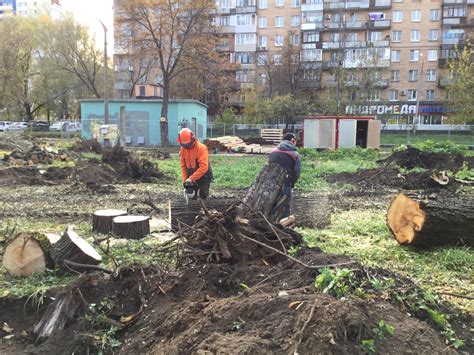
[183,180,197,205]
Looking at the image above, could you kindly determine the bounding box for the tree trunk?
[387,192,474,247]
[240,163,289,222]
[92,209,128,234]
[50,227,102,269]
[160,78,170,147]
[2,233,55,277]
[112,215,150,239]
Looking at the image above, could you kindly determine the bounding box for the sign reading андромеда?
[345,104,449,116]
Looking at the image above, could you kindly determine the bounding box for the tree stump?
[50,227,102,268]
[240,163,289,222]
[112,216,150,239]
[92,209,128,234]
[387,192,474,247]
[2,233,55,277]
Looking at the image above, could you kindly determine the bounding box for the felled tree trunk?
[50,227,102,269]
[112,216,150,239]
[92,209,128,234]
[2,233,55,277]
[240,163,289,222]
[387,192,474,247]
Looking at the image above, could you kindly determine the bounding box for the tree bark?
[92,209,128,234]
[387,192,474,247]
[112,215,150,239]
[240,163,289,222]
[50,227,102,269]
[160,77,170,147]
[2,233,55,277]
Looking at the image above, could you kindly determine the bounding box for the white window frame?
[258,17,268,28]
[392,30,401,42]
[275,16,284,28]
[274,54,283,64]
[408,89,417,101]
[410,30,420,42]
[426,89,436,101]
[430,9,440,21]
[258,35,267,48]
[291,15,300,27]
[409,69,418,82]
[274,35,284,46]
[426,69,436,81]
[368,90,380,102]
[428,29,439,41]
[276,0,284,6]
[391,70,400,81]
[391,50,401,62]
[291,0,300,7]
[259,0,268,9]
[389,90,399,101]
[427,49,437,61]
[411,10,421,22]
[409,50,420,62]
[290,34,299,46]
[393,10,403,23]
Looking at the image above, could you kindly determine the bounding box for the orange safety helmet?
[176,128,195,146]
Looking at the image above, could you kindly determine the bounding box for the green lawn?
[381,132,474,146]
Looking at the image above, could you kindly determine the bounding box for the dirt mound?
[2,249,464,354]
[0,132,35,153]
[71,139,102,154]
[326,167,458,191]
[379,147,471,172]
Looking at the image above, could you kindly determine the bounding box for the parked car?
[0,121,9,132]
[12,122,29,131]
[64,122,81,133]
[28,121,50,131]
[50,121,67,131]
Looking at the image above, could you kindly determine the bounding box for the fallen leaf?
[2,323,13,333]
[120,315,134,323]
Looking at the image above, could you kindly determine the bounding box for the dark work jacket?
[268,140,301,186]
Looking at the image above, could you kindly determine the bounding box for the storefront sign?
[345,104,417,115]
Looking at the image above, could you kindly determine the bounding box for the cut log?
[50,227,102,269]
[387,192,474,247]
[240,163,289,222]
[112,215,150,239]
[2,233,54,277]
[92,209,128,234]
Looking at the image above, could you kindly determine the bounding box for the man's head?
[176,128,195,149]
[283,133,297,146]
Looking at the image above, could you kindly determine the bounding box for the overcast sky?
[61,0,114,51]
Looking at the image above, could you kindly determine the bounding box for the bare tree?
[118,0,216,146]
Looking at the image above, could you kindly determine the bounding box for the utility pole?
[99,19,110,124]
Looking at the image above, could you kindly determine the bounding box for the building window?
[236,33,256,45]
[275,16,284,27]
[444,5,467,18]
[237,15,252,25]
[411,10,421,22]
[408,69,418,82]
[347,32,357,42]
[409,50,420,61]
[393,10,403,22]
[394,0,402,2]
[275,35,283,46]
[291,0,300,7]
[410,30,420,42]
[302,48,322,61]
[391,50,401,62]
[303,69,318,81]
[291,15,300,27]
[259,17,267,28]
[370,32,382,42]
[428,29,439,41]
[290,34,299,46]
[426,89,435,101]
[236,71,249,83]
[258,36,267,48]
[331,33,340,42]
[257,54,267,66]
[259,0,268,9]
[368,90,380,102]
[276,0,284,6]
[392,30,401,42]
[427,49,437,61]
[407,89,417,101]
[304,33,319,42]
[389,90,399,101]
[426,69,436,81]
[274,54,283,64]
[391,70,400,81]
[236,52,251,64]
[430,9,440,21]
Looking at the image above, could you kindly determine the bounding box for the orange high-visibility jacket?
[179,139,210,182]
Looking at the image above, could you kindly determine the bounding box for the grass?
[381,132,474,146]
[299,209,474,311]
[157,148,384,191]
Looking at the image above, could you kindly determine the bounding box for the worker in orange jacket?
[176,128,213,199]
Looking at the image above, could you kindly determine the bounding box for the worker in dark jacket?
[268,133,301,218]
[177,128,213,199]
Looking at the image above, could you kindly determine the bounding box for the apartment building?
[114,0,474,123]
[0,0,61,18]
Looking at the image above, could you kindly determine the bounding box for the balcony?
[300,80,322,89]
[324,2,344,10]
[344,58,390,68]
[371,0,392,8]
[370,40,390,47]
[375,79,389,88]
[438,58,448,67]
[216,44,232,51]
[301,3,323,11]
[301,22,325,30]
[442,37,463,45]
[322,41,367,49]
[114,65,133,72]
[114,82,133,90]
[326,21,367,30]
[438,77,454,87]
[235,6,256,14]
[346,1,370,9]
[235,43,257,52]
[235,24,257,33]
[221,26,236,34]
[372,19,391,29]
[443,18,463,25]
